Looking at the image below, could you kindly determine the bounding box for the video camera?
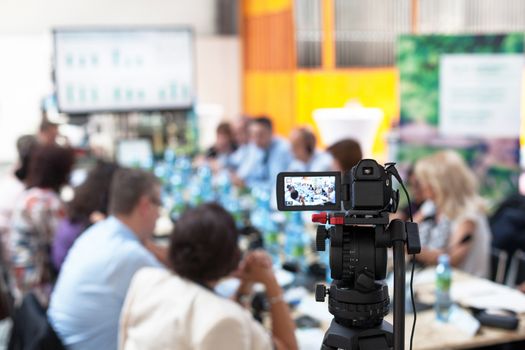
[276,159,420,350]
[277,159,398,213]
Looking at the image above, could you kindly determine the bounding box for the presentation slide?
[440,54,523,138]
[54,28,194,113]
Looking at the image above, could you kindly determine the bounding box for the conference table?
[297,268,525,350]
[396,269,525,350]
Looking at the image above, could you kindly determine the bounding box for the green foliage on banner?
[397,33,525,126]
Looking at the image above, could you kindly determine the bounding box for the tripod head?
[276,160,421,350]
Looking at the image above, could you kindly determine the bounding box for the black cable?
[389,164,416,350]
[410,254,416,350]
[399,181,416,350]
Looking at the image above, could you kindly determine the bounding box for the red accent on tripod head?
[330,217,344,225]
[311,212,328,224]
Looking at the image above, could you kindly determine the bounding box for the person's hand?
[238,250,276,286]
[229,171,245,188]
[208,159,221,174]
[192,154,206,167]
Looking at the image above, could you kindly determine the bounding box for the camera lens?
[363,167,373,175]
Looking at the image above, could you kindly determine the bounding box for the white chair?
[505,250,525,288]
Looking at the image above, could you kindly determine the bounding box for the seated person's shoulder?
[192,294,271,349]
[131,266,167,285]
[195,289,246,316]
[104,240,163,281]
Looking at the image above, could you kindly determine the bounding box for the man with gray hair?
[48,168,164,350]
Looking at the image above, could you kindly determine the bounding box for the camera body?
[344,159,398,213]
[276,159,398,213]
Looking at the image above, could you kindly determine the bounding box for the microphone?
[459,233,473,245]
[445,233,473,255]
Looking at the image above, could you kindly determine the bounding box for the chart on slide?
[54,28,194,113]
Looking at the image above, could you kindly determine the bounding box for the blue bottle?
[176,155,193,185]
[199,165,214,202]
[215,170,232,205]
[250,188,280,265]
[435,254,452,322]
[263,218,281,266]
[170,173,186,221]
[284,212,307,271]
[189,165,214,205]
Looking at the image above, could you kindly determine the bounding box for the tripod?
[314,212,420,350]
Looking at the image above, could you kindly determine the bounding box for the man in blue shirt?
[48,168,164,350]
[288,127,333,172]
[233,117,292,191]
[228,116,251,171]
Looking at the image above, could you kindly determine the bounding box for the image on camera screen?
[284,176,337,207]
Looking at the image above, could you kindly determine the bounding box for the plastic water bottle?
[284,212,307,271]
[250,188,281,265]
[435,254,452,322]
[170,173,186,221]
[263,219,281,266]
[176,156,193,185]
[217,172,243,228]
[164,148,176,168]
[199,165,214,202]
[189,165,214,205]
[215,170,232,205]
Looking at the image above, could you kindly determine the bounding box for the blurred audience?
[327,138,362,173]
[120,203,297,350]
[202,121,237,172]
[8,144,75,300]
[51,160,120,271]
[48,168,163,350]
[489,193,525,258]
[0,135,38,251]
[233,116,292,189]
[288,127,332,172]
[392,164,428,222]
[228,116,251,171]
[38,119,60,145]
[413,150,491,278]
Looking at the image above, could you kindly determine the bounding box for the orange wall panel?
[244,72,295,137]
[243,10,295,71]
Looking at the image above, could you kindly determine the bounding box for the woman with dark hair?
[0,135,37,318]
[8,144,75,298]
[52,160,119,271]
[327,138,362,173]
[203,121,238,172]
[120,203,298,350]
[206,122,237,158]
[0,135,38,251]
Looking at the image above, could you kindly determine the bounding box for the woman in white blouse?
[119,203,298,350]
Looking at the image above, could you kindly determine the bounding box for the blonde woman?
[413,150,491,278]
